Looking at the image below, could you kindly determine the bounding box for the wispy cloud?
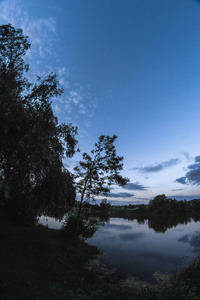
[108,192,134,198]
[68,91,82,105]
[54,104,62,114]
[25,17,56,58]
[57,85,96,123]
[0,0,57,60]
[0,0,97,130]
[123,182,148,191]
[176,155,200,185]
[63,159,79,170]
[132,158,181,173]
[181,152,192,162]
[0,0,23,25]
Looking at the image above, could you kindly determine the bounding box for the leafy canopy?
[0,24,78,222]
[74,134,129,201]
[68,135,129,238]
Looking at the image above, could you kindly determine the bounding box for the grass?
[0,213,199,300]
[180,255,200,295]
[0,215,101,299]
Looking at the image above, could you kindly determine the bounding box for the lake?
[86,217,200,282]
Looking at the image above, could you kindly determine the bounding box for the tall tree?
[73,135,129,237]
[0,24,78,223]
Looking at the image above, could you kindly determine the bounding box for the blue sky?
[1,0,200,204]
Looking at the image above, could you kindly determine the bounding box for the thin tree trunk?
[74,162,94,238]
[74,191,84,238]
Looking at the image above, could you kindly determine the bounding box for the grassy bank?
[0,214,199,300]
[0,215,101,299]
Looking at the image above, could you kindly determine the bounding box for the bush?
[100,199,111,212]
[62,209,99,240]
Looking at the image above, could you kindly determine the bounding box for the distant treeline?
[148,194,200,216]
[83,195,200,233]
[88,194,200,217]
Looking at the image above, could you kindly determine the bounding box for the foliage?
[180,255,200,294]
[36,168,76,220]
[48,278,197,300]
[0,24,78,223]
[120,274,197,300]
[62,208,99,240]
[148,194,200,217]
[100,199,111,212]
[74,135,129,200]
[106,198,200,233]
[73,135,129,237]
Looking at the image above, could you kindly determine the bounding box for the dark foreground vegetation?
[1,214,200,300]
[0,24,78,225]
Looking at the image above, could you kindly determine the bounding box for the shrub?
[100,199,111,212]
[62,209,99,240]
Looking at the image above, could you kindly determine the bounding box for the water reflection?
[178,232,200,253]
[38,215,66,229]
[86,217,200,282]
[108,211,200,233]
[38,213,200,282]
[148,216,193,233]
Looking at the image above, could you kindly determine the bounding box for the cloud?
[60,85,97,127]
[178,234,189,243]
[105,224,132,231]
[68,91,82,105]
[79,104,87,114]
[176,155,200,185]
[176,177,187,184]
[63,159,79,169]
[132,158,181,173]
[181,152,192,162]
[0,0,97,129]
[54,104,62,114]
[119,232,145,241]
[178,232,200,251]
[123,182,147,191]
[58,67,69,88]
[0,0,57,59]
[25,17,57,58]
[108,192,134,198]
[58,67,69,77]
[0,0,23,24]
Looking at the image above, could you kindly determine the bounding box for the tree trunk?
[74,191,84,238]
[74,164,93,238]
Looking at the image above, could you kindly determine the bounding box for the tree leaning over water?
[73,134,129,237]
[0,24,78,223]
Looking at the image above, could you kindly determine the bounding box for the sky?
[0,0,200,205]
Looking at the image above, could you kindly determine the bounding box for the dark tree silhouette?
[73,135,129,237]
[0,24,78,223]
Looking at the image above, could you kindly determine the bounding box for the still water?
[86,217,200,282]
